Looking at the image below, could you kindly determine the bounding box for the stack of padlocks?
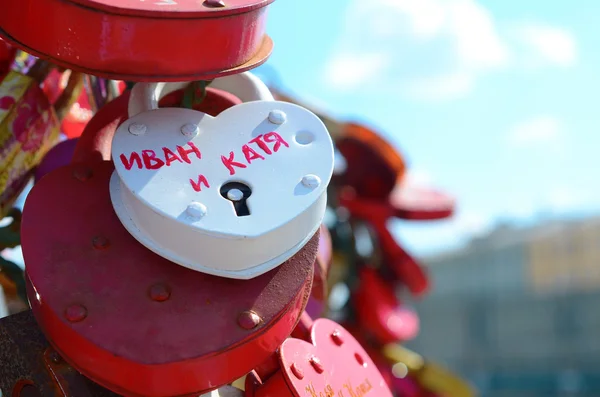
[0,1,476,396]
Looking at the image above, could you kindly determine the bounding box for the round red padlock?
[0,0,274,81]
[21,82,317,397]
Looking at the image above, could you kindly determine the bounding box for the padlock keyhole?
[220,182,252,217]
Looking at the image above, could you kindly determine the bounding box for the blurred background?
[2,1,600,396]
[255,1,597,397]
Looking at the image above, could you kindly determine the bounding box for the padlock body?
[0,0,274,81]
[110,101,334,279]
[21,160,317,397]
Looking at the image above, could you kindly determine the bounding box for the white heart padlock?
[110,72,334,279]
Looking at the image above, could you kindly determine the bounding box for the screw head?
[92,236,109,250]
[181,123,199,137]
[186,202,207,219]
[128,123,147,136]
[203,0,225,7]
[301,174,321,188]
[268,110,287,125]
[331,329,344,346]
[355,353,366,367]
[72,167,92,182]
[149,283,171,302]
[226,188,244,201]
[65,304,87,323]
[237,310,262,330]
[309,356,325,374]
[290,363,305,380]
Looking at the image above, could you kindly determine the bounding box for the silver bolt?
[268,110,287,125]
[128,123,147,136]
[301,175,321,189]
[227,189,244,201]
[181,123,199,137]
[186,202,207,219]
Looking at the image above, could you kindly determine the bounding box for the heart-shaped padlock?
[111,73,335,279]
[248,318,394,397]
[22,73,320,397]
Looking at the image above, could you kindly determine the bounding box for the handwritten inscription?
[305,378,373,397]
[221,132,289,175]
[118,132,289,193]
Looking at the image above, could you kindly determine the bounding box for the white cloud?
[544,187,600,213]
[506,115,562,147]
[511,24,578,67]
[323,53,390,91]
[323,0,578,100]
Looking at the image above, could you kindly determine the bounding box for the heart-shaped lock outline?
[110,73,335,279]
[278,318,394,397]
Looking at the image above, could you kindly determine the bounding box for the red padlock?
[0,0,274,81]
[305,224,332,318]
[21,76,319,396]
[354,267,420,344]
[338,194,430,296]
[245,317,394,397]
[335,123,407,200]
[389,180,455,221]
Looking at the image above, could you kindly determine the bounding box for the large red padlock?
[0,0,274,81]
[21,75,321,396]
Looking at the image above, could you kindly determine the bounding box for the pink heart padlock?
[249,318,394,397]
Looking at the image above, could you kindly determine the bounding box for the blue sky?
[254,0,600,257]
